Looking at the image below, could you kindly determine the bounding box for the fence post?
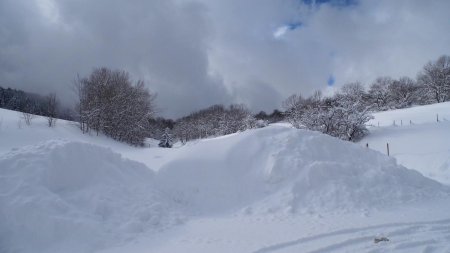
[366,143,369,148]
[437,114,439,122]
[410,120,412,125]
[386,143,390,156]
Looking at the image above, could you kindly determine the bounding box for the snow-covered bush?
[284,88,373,142]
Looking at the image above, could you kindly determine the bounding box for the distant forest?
[0,87,73,120]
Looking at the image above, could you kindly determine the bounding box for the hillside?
[1,108,450,253]
[362,102,450,185]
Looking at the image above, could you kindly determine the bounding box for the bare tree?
[74,67,157,146]
[45,93,58,127]
[368,77,393,111]
[21,112,35,126]
[417,55,450,103]
[388,77,420,108]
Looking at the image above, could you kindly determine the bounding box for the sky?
[0,0,449,118]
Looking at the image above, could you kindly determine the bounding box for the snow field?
[362,102,450,185]
[368,101,450,127]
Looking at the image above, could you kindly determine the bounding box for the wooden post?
[386,143,390,156]
[366,143,369,148]
[410,120,412,125]
[437,114,439,122]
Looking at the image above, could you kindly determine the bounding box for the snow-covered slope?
[362,102,450,184]
[368,102,450,127]
[0,108,176,169]
[1,108,450,253]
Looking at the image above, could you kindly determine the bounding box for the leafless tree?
[45,93,58,127]
[21,112,35,126]
[367,77,393,111]
[74,67,157,146]
[417,55,450,103]
[388,77,420,108]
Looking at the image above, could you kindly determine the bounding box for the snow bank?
[0,141,181,253]
[156,126,448,215]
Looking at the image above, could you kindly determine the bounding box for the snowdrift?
[156,125,448,215]
[1,124,448,253]
[0,141,181,253]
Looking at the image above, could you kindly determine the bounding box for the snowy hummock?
[155,126,446,215]
[0,141,182,253]
[1,108,450,253]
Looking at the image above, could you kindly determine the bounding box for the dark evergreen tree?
[159,127,173,148]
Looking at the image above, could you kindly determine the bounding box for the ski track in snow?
[252,219,450,253]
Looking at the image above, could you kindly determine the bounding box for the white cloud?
[273,26,289,39]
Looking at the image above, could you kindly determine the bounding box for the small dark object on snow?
[374,236,389,244]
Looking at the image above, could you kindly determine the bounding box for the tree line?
[283,55,450,141]
[0,87,72,122]
[1,55,448,145]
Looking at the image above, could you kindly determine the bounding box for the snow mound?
[156,126,448,215]
[0,141,181,253]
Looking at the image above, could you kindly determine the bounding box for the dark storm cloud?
[0,0,230,118]
[1,0,450,117]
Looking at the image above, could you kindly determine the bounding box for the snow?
[1,107,450,253]
[156,126,446,215]
[368,102,450,127]
[0,140,182,253]
[362,102,450,184]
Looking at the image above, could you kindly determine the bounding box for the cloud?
[0,0,449,117]
[206,0,450,101]
[0,0,231,118]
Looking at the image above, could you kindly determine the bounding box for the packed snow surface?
[1,108,450,253]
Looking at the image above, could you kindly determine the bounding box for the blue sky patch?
[327,75,335,86]
[287,22,303,30]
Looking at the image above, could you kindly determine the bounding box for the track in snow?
[253,219,450,253]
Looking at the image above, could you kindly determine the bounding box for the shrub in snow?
[21,112,34,126]
[283,89,372,142]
